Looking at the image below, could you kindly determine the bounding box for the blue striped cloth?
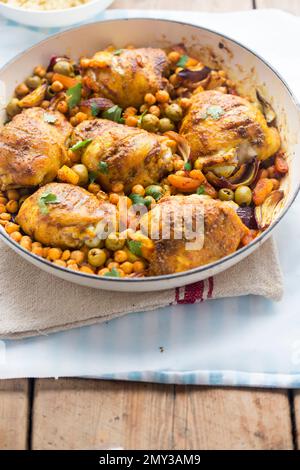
[0,9,300,386]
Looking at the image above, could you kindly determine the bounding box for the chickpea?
[41,100,50,109]
[48,247,62,261]
[168,51,181,63]
[57,101,68,114]
[20,236,32,251]
[5,222,20,234]
[42,247,50,258]
[54,260,67,268]
[139,104,148,113]
[120,261,133,274]
[6,98,21,118]
[15,83,30,97]
[88,248,107,267]
[34,65,46,78]
[46,72,54,81]
[179,97,192,109]
[124,107,137,117]
[80,266,94,274]
[169,73,179,86]
[67,259,77,266]
[141,114,160,132]
[133,260,146,273]
[0,196,7,204]
[75,112,88,123]
[88,183,101,194]
[159,117,175,133]
[53,60,74,76]
[7,189,20,201]
[125,115,138,127]
[107,262,119,270]
[114,250,128,263]
[10,231,22,243]
[71,164,89,186]
[96,190,109,201]
[98,268,110,276]
[149,105,160,117]
[32,246,43,257]
[105,232,125,251]
[109,193,120,205]
[51,80,64,93]
[68,263,79,271]
[111,182,124,193]
[71,250,85,264]
[0,204,6,214]
[25,75,42,89]
[32,242,42,249]
[144,93,156,105]
[0,213,11,221]
[155,90,170,103]
[131,184,145,196]
[6,200,18,213]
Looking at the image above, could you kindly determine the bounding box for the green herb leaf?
[38,192,60,215]
[197,186,206,195]
[88,171,98,184]
[91,102,100,117]
[127,240,143,257]
[129,193,152,207]
[145,185,163,201]
[138,109,148,127]
[70,138,93,152]
[176,54,189,68]
[184,162,192,171]
[104,267,121,278]
[98,161,109,174]
[102,105,123,123]
[43,113,57,124]
[113,49,124,56]
[66,82,82,109]
[206,105,224,120]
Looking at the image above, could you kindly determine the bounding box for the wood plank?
[32,379,174,450]
[110,0,253,11]
[173,387,293,450]
[256,0,300,14]
[0,379,29,450]
[293,392,300,449]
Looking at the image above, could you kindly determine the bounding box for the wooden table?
[1,0,300,451]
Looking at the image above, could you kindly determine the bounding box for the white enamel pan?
[0,18,299,292]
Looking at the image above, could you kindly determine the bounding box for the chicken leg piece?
[16,183,115,249]
[140,194,248,275]
[82,48,169,108]
[0,107,72,190]
[72,119,175,193]
[180,90,280,166]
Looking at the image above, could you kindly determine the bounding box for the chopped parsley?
[127,240,143,257]
[197,186,206,195]
[88,171,98,184]
[113,49,124,56]
[98,161,109,174]
[184,162,192,171]
[137,109,148,126]
[129,193,151,207]
[66,82,82,109]
[102,105,124,123]
[176,54,189,68]
[104,267,121,278]
[70,138,93,152]
[38,192,60,215]
[91,102,100,117]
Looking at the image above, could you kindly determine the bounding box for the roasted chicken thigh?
[82,48,169,108]
[0,107,72,191]
[16,183,115,249]
[72,119,175,193]
[180,90,280,166]
[140,195,248,275]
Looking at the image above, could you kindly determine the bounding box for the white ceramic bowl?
[0,0,113,28]
[0,18,299,292]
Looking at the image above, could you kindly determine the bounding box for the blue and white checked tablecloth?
[0,8,300,387]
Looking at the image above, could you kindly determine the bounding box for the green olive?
[234,185,252,206]
[6,98,21,118]
[165,103,183,122]
[159,117,175,133]
[218,188,234,201]
[25,75,42,89]
[71,164,89,186]
[53,60,74,76]
[88,248,107,267]
[141,114,160,132]
[105,232,126,251]
[145,185,163,201]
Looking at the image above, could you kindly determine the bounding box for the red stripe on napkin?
[175,277,214,304]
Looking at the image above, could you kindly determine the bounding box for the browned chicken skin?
[72,119,175,193]
[16,183,115,249]
[140,195,248,275]
[0,107,72,191]
[180,90,280,166]
[83,48,169,108]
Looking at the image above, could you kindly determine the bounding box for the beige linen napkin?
[0,237,283,339]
